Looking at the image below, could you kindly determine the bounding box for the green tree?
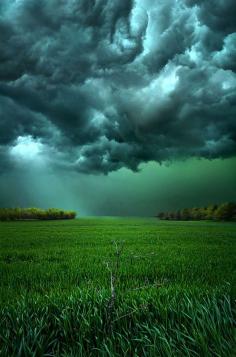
[214,203,236,221]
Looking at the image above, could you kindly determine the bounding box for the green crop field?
[0,218,235,356]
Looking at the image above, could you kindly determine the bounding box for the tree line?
[0,208,76,221]
[157,202,236,221]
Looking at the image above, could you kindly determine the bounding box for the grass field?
[0,218,235,356]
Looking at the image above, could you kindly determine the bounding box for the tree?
[214,202,236,221]
[0,208,77,221]
[156,203,236,222]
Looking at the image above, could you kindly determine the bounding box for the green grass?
[0,218,235,356]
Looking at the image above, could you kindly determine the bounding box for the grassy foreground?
[0,218,235,356]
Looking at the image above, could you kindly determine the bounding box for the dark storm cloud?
[0,0,236,174]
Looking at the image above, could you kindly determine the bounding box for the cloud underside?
[0,0,236,174]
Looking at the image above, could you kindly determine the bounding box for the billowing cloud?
[0,0,236,174]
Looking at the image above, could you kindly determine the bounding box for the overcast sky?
[0,0,235,215]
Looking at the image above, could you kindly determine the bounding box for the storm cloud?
[0,0,236,174]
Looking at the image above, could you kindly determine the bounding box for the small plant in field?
[105,241,125,331]
[104,241,166,332]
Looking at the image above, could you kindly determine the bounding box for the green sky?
[0,157,235,216]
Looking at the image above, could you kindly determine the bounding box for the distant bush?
[157,202,236,221]
[0,208,76,221]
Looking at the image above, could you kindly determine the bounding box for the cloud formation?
[0,0,236,173]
